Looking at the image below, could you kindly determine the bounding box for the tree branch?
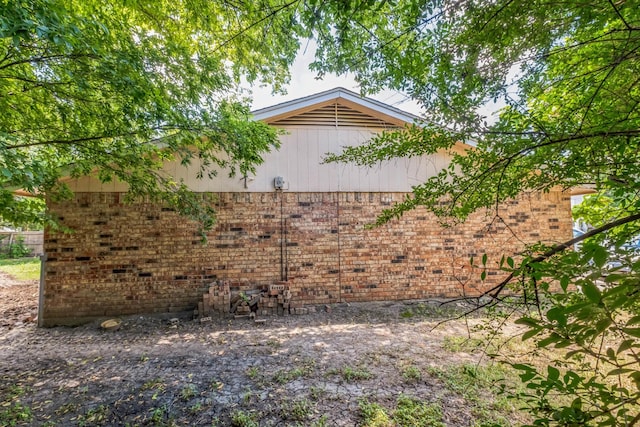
[0,53,99,71]
[3,126,202,149]
[608,0,633,31]
[482,211,640,301]
[213,0,301,53]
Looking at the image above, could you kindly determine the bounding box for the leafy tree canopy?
[300,0,640,424]
[0,0,302,229]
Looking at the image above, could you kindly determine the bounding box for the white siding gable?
[64,88,460,193]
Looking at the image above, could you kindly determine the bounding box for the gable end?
[268,102,401,128]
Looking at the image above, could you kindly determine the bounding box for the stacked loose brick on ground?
[196,281,309,322]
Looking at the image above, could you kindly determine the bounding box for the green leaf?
[603,274,626,283]
[617,340,635,354]
[547,366,560,381]
[581,283,601,303]
[538,334,562,348]
[607,368,633,376]
[515,317,540,328]
[513,364,538,382]
[546,307,567,326]
[605,347,615,360]
[621,328,640,339]
[592,246,608,268]
[522,328,543,341]
[594,318,612,334]
[627,316,640,326]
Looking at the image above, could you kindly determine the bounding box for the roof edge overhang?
[569,185,597,196]
[251,87,421,127]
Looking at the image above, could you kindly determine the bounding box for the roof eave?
[251,87,421,126]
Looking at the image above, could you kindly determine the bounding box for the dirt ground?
[0,273,505,426]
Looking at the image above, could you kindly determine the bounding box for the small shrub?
[0,236,32,259]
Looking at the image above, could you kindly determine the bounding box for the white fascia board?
[251,87,421,125]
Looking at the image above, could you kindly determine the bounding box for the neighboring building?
[41,88,572,326]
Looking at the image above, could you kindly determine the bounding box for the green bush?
[0,236,32,259]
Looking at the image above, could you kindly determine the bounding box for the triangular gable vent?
[268,102,401,128]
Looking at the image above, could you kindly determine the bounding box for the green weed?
[342,366,372,382]
[310,414,329,427]
[428,363,523,426]
[401,365,422,382]
[393,395,444,427]
[149,405,175,426]
[282,398,313,422]
[189,402,203,414]
[0,402,32,426]
[360,395,445,427]
[179,384,197,401]
[78,404,109,426]
[399,303,460,319]
[0,385,32,426]
[272,359,315,384]
[309,385,326,401]
[442,336,483,353]
[230,409,258,427]
[140,378,166,391]
[359,399,391,427]
[246,366,260,380]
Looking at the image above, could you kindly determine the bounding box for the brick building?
[40,88,572,326]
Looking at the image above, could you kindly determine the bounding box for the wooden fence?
[0,231,44,257]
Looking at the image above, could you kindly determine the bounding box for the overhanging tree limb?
[481,211,640,301]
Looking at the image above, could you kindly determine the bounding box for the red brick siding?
[42,191,571,325]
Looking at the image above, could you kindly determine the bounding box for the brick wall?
[42,191,572,325]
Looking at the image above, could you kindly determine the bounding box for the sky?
[246,43,506,124]
[247,44,423,116]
